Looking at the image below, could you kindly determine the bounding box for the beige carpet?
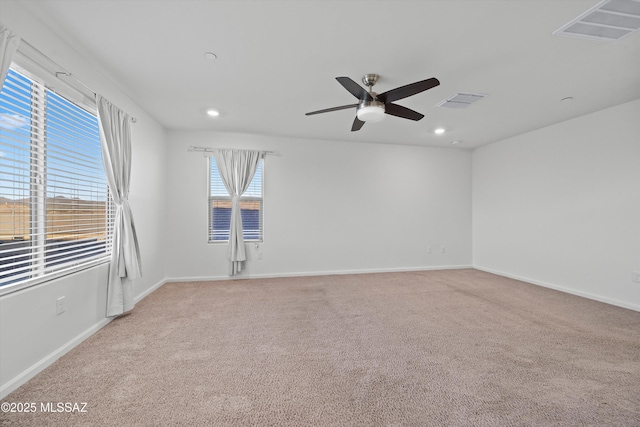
[1,269,639,426]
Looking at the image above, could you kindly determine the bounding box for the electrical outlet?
[56,296,66,315]
[633,271,640,283]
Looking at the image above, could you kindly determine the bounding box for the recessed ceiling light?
[450,140,462,145]
[206,109,220,117]
[204,52,218,61]
[434,128,445,135]
[561,96,574,102]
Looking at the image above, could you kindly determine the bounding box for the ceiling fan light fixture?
[356,101,385,122]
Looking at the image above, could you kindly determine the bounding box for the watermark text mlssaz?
[1,401,88,413]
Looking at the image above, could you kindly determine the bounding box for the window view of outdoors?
[209,159,263,242]
[0,68,110,286]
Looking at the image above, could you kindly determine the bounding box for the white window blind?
[0,67,112,289]
[209,157,263,242]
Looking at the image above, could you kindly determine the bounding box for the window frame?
[207,156,264,244]
[0,60,113,296]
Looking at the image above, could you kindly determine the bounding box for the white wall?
[166,131,472,280]
[473,99,640,311]
[0,2,168,397]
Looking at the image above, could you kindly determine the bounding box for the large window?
[0,66,112,290]
[208,157,263,242]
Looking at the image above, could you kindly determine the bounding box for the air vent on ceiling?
[554,0,640,41]
[436,92,487,109]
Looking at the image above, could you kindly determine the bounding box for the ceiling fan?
[305,74,440,131]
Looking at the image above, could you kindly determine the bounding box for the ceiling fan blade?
[384,103,424,121]
[351,117,365,132]
[378,77,440,104]
[305,103,359,116]
[336,77,373,101]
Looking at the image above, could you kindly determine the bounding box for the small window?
[208,157,263,242]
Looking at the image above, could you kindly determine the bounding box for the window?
[0,66,112,291]
[209,157,263,242]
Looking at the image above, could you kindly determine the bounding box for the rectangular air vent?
[436,92,487,109]
[554,0,640,41]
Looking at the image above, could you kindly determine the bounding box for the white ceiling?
[18,0,640,149]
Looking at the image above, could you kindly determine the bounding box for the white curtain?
[97,95,142,317]
[213,149,264,275]
[0,23,21,87]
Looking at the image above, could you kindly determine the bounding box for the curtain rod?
[20,39,137,123]
[55,71,138,123]
[188,146,276,155]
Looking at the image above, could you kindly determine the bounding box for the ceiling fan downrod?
[361,73,379,90]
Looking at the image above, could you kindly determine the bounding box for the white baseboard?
[134,278,168,303]
[166,264,474,283]
[474,265,640,312]
[0,277,168,400]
